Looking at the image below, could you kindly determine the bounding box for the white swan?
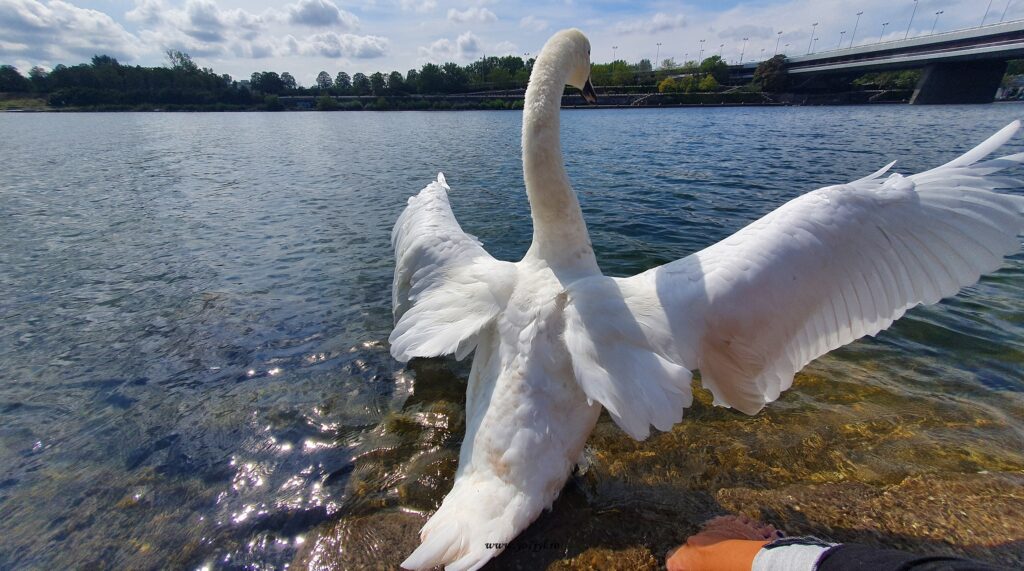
[391,28,1024,571]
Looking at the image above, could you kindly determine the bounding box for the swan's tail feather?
[401,477,526,571]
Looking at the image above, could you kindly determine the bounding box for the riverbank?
[0,89,924,112]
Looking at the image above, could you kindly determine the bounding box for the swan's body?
[391,29,1024,571]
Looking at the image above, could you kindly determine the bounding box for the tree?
[334,72,350,92]
[699,55,729,84]
[637,58,653,73]
[250,72,262,92]
[0,65,30,91]
[698,74,720,91]
[406,68,419,90]
[165,50,198,73]
[258,71,284,94]
[28,66,48,91]
[418,63,443,93]
[316,95,339,110]
[351,72,370,95]
[658,77,679,93]
[387,71,405,94]
[660,58,677,70]
[316,71,332,90]
[369,71,386,95]
[280,72,297,91]
[440,62,467,92]
[752,55,787,92]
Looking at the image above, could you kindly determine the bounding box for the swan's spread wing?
[391,173,515,362]
[565,121,1024,440]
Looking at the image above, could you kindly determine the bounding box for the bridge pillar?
[910,60,1007,104]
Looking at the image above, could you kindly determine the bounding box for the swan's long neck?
[522,49,596,271]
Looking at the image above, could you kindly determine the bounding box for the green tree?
[387,71,405,94]
[658,77,679,93]
[752,55,787,92]
[165,50,198,73]
[369,71,386,95]
[698,74,720,91]
[440,62,467,92]
[352,72,370,95]
[280,72,297,91]
[316,71,332,90]
[258,71,284,94]
[28,66,48,91]
[699,55,729,83]
[334,71,351,92]
[316,95,338,110]
[406,68,419,90]
[0,65,30,91]
[418,63,443,93]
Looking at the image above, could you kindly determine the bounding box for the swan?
[390,28,1024,571]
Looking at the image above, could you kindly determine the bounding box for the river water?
[1,106,1023,569]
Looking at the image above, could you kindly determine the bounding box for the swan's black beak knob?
[581,79,597,104]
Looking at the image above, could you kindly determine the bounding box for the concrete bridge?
[732,19,1024,104]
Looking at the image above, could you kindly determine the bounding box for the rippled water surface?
[1,106,1023,569]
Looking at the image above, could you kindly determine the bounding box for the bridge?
[732,19,1024,104]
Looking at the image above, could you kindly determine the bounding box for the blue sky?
[2,0,1022,85]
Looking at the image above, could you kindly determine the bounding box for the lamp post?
[879,21,889,42]
[1002,0,1013,22]
[784,43,790,54]
[850,11,863,48]
[931,10,944,34]
[698,39,705,62]
[839,30,846,49]
[807,22,818,54]
[760,48,765,61]
[656,42,662,65]
[774,30,783,55]
[718,43,724,57]
[906,0,919,40]
[812,36,819,53]
[612,45,618,60]
[983,0,994,25]
[740,37,748,62]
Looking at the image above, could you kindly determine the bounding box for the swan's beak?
[581,79,597,104]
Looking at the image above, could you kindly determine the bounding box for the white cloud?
[399,0,436,13]
[446,6,496,24]
[616,12,687,34]
[0,0,144,63]
[303,32,388,59]
[418,31,481,62]
[519,15,548,32]
[287,0,358,29]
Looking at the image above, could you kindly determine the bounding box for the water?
[1,106,1023,569]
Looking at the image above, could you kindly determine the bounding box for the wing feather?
[390,173,516,362]
[564,122,1024,437]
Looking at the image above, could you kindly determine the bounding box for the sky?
[3,0,1023,86]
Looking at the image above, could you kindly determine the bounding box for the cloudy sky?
[3,0,1022,85]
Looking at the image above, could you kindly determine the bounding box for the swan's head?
[544,28,597,103]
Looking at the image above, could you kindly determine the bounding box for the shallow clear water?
[1,106,1022,569]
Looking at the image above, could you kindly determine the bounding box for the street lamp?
[656,42,662,65]
[1002,0,1013,23]
[906,0,919,40]
[879,21,889,42]
[612,45,618,60]
[931,10,944,34]
[698,39,705,62]
[759,48,765,61]
[774,30,783,55]
[784,43,790,55]
[839,30,846,49]
[807,22,818,54]
[740,37,748,62]
[850,11,863,48]
[719,43,724,57]
[983,0,994,25]
[812,36,819,53]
